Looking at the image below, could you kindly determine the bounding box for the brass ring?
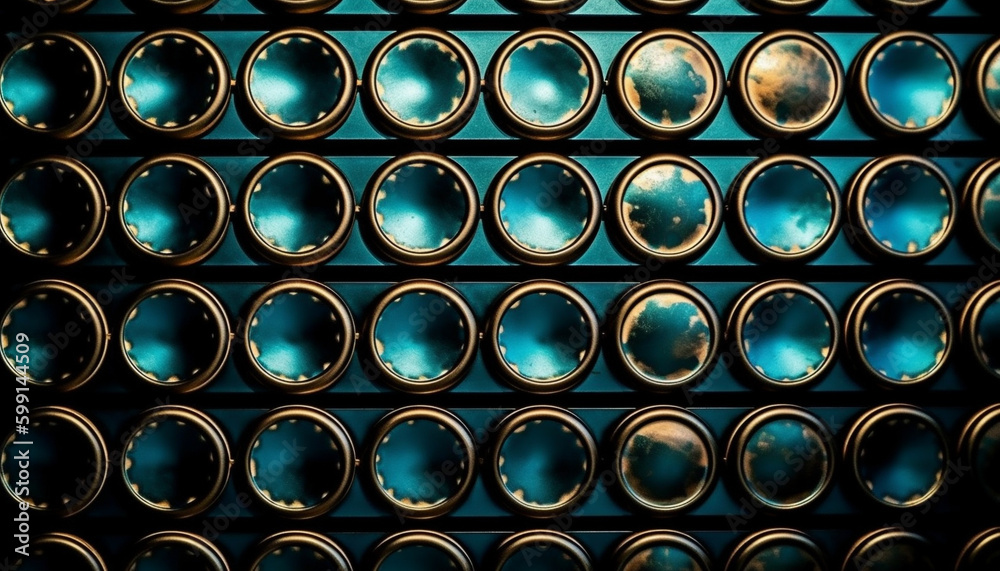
[606,154,723,264]
[612,531,712,570]
[957,404,1000,503]
[112,29,231,139]
[241,279,355,394]
[360,153,478,266]
[0,32,106,139]
[17,0,97,13]
[728,155,841,263]
[485,29,602,140]
[842,529,934,571]
[362,280,477,394]
[855,0,945,16]
[956,528,1000,570]
[849,31,961,138]
[1,280,108,391]
[119,280,231,393]
[726,529,827,571]
[606,30,724,140]
[362,29,479,140]
[490,530,593,571]
[483,280,599,394]
[127,531,229,571]
[967,37,1000,134]
[488,406,598,518]
[236,28,356,141]
[2,407,108,517]
[962,158,1000,255]
[121,406,231,518]
[123,0,220,13]
[13,533,107,570]
[960,281,1000,380]
[238,153,355,266]
[248,532,352,570]
[241,406,355,518]
[728,30,844,139]
[368,531,473,570]
[365,406,476,519]
[606,280,720,391]
[116,154,230,266]
[484,153,601,266]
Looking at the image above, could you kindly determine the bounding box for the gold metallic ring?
[960,281,1000,381]
[123,0,220,13]
[957,404,1000,503]
[368,531,473,570]
[248,532,353,570]
[726,529,826,571]
[612,531,712,571]
[856,0,945,16]
[490,530,593,571]
[962,158,1000,255]
[956,528,1000,570]
[842,529,934,571]
[967,37,1000,134]
[14,533,107,570]
[738,0,827,14]
[127,531,229,571]
[18,0,97,13]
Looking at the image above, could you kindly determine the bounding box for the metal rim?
[121,406,232,518]
[362,280,477,394]
[729,30,844,139]
[498,0,587,15]
[728,155,841,263]
[241,406,356,518]
[963,158,1000,255]
[19,0,98,14]
[855,0,945,16]
[849,31,961,137]
[842,529,931,571]
[612,530,712,570]
[483,280,599,393]
[112,29,231,139]
[365,406,476,519]
[488,406,598,517]
[360,153,479,266]
[960,281,1000,380]
[368,531,473,571]
[0,32,106,139]
[128,531,229,571]
[1,156,107,265]
[844,279,953,388]
[958,404,1000,503]
[607,280,721,391]
[247,531,353,570]
[739,0,828,14]
[726,529,827,571]
[606,154,723,264]
[247,0,342,13]
[485,28,603,140]
[969,38,1000,132]
[490,530,593,571]
[725,405,836,511]
[374,0,467,15]
[119,280,231,393]
[122,0,220,13]
[19,533,107,570]
[606,30,724,140]
[115,154,230,266]
[610,406,718,514]
[727,280,840,389]
[236,28,356,140]
[616,0,706,14]
[485,153,602,266]
[845,155,956,262]
[956,528,1000,571]
[240,279,355,393]
[842,404,948,509]
[1,280,108,391]
[2,407,108,517]
[362,28,479,140]
[238,152,355,266]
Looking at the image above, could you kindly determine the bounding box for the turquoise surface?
[855,415,945,506]
[619,418,711,508]
[373,418,467,508]
[373,290,468,381]
[860,162,952,255]
[1,37,94,130]
[123,418,220,510]
[500,38,591,126]
[742,290,833,383]
[622,38,715,128]
[498,418,589,508]
[248,35,345,126]
[1,162,97,257]
[375,37,467,126]
[620,161,715,255]
[866,39,956,130]
[498,162,591,253]
[248,417,348,509]
[742,163,834,255]
[122,162,220,255]
[740,418,830,507]
[859,290,948,383]
[248,290,348,382]
[620,292,713,384]
[374,162,469,252]
[496,291,589,381]
[123,35,219,127]
[122,291,221,384]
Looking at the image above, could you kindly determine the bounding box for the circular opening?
[123,409,229,515]
[250,533,351,571]
[862,36,957,133]
[850,408,947,507]
[2,409,105,515]
[845,531,935,571]
[737,159,837,258]
[372,532,472,571]
[370,158,475,260]
[374,37,469,129]
[494,410,595,514]
[963,407,1000,501]
[613,532,711,571]
[246,284,353,391]
[737,34,840,136]
[127,534,227,571]
[122,285,228,389]
[499,37,593,129]
[740,0,827,14]
[969,286,1000,378]
[247,33,349,129]
[854,285,950,385]
[1,34,104,135]
[244,155,353,265]
[120,157,228,263]
[247,410,354,516]
[856,161,953,258]
[613,33,721,137]
[1,159,105,263]
[615,283,717,388]
[969,162,1000,254]
[11,535,105,571]
[733,409,833,510]
[120,32,227,133]
[612,157,720,262]
[735,284,836,386]
[615,409,715,513]
[959,530,1000,571]
[729,532,825,571]
[982,49,1000,123]
[494,532,591,571]
[370,410,474,516]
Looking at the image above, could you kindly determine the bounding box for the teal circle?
[249,35,345,127]
[248,162,347,255]
[619,418,712,509]
[741,290,833,383]
[743,163,835,255]
[620,291,713,384]
[496,291,589,382]
[740,417,831,507]
[498,162,591,253]
[373,418,468,508]
[860,163,951,255]
[374,162,469,253]
[866,39,956,130]
[123,35,219,128]
[1,37,95,130]
[859,290,948,383]
[500,38,591,126]
[621,162,716,255]
[497,418,590,508]
[373,291,468,382]
[856,414,945,506]
[974,290,1000,376]
[622,38,715,128]
[986,51,1000,120]
[375,38,467,126]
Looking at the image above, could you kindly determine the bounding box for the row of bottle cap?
[3,28,999,141]
[4,278,998,393]
[4,152,999,267]
[4,404,998,519]
[15,526,1000,571]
